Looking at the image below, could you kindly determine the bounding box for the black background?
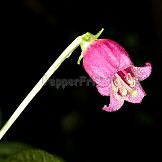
[0,0,161,161]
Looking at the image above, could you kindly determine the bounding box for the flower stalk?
[0,28,104,140]
[0,35,83,140]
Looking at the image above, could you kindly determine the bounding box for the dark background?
[0,0,161,161]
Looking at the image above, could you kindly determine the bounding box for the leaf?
[4,149,65,162]
[0,141,32,161]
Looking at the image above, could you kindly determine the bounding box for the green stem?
[0,36,82,140]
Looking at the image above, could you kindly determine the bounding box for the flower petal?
[102,94,124,112]
[102,39,133,70]
[126,83,146,103]
[132,62,152,81]
[96,84,111,96]
[83,39,133,86]
[83,41,116,86]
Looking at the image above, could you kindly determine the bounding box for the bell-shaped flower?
[79,31,152,112]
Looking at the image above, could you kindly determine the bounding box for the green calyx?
[77,28,104,65]
[80,28,104,52]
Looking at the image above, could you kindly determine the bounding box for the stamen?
[113,78,127,96]
[119,86,127,96]
[126,73,136,87]
[112,82,118,93]
[115,73,137,97]
[113,78,122,88]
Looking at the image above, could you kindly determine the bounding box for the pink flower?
[82,39,152,112]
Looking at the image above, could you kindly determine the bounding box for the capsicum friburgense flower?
[78,29,152,112]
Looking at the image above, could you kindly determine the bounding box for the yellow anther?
[130,90,138,97]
